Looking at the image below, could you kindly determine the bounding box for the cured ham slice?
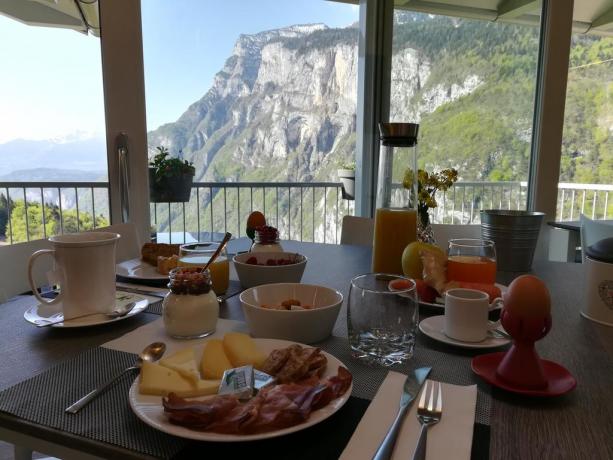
[260,344,328,383]
[162,366,352,434]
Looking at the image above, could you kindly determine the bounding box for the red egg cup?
[495,309,552,389]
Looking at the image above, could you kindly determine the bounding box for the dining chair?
[89,222,141,262]
[580,214,613,263]
[431,224,481,251]
[340,215,374,246]
[0,239,53,303]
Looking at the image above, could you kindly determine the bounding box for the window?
[389,10,541,224]
[558,32,613,221]
[0,13,108,244]
[142,0,358,243]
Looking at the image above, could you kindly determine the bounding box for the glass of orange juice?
[447,239,497,284]
[178,242,230,295]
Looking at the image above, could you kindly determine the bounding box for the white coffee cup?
[444,288,503,342]
[28,232,120,319]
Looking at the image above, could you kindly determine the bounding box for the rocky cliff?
[147,18,488,184]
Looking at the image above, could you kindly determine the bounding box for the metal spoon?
[65,342,166,414]
[200,232,232,273]
[36,302,138,328]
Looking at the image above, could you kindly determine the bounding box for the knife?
[372,366,432,460]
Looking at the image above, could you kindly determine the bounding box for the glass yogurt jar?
[162,267,219,339]
[251,225,284,253]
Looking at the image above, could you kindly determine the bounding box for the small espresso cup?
[444,288,503,342]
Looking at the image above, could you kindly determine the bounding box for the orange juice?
[372,208,417,274]
[447,255,496,284]
[178,255,230,294]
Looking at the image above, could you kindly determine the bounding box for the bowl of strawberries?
[233,251,308,288]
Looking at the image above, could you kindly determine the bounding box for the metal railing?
[0,181,110,244]
[557,182,613,221]
[150,182,355,244]
[2,180,612,245]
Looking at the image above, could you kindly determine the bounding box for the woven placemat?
[317,335,491,425]
[0,347,185,459]
[0,342,490,459]
[145,299,164,315]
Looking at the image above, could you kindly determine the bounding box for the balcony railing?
[1,180,611,245]
[0,181,110,245]
[150,182,355,244]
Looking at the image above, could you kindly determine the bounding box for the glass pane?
[0,12,109,244]
[390,10,541,224]
[558,32,613,221]
[142,0,358,244]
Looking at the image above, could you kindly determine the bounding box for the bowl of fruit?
[239,283,343,343]
[233,251,308,288]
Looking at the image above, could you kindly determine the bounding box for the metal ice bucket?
[480,210,544,272]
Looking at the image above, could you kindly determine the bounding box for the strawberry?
[245,257,258,265]
[415,279,438,303]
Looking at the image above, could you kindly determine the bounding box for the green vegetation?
[1,198,108,244]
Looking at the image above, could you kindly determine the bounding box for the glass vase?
[417,210,435,245]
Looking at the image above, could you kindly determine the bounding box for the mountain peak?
[233,23,329,52]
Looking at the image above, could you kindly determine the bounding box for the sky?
[0,1,358,144]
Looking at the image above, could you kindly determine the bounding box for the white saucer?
[24,292,149,328]
[419,315,510,349]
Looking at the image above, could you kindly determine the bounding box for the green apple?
[401,241,445,280]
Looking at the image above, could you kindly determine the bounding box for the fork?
[411,380,443,460]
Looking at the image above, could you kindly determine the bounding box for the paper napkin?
[341,371,477,460]
[102,317,248,354]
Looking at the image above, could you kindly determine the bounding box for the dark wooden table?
[1,239,612,459]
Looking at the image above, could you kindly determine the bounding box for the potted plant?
[148,146,196,203]
[337,161,356,200]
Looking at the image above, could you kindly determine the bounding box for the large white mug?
[28,232,120,319]
[444,288,503,342]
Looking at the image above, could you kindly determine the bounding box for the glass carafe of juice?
[371,123,419,275]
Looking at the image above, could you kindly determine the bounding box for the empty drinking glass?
[347,273,418,366]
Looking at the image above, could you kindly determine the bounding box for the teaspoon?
[65,342,166,414]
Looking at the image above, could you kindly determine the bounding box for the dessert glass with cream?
[163,267,219,339]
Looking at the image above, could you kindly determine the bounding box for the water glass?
[347,273,418,366]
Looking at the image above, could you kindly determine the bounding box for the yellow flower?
[403,169,414,189]
[403,167,458,210]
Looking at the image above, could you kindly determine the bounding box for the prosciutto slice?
[162,366,352,434]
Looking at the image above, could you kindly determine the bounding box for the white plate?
[388,280,507,310]
[419,315,510,349]
[116,258,167,281]
[128,338,353,442]
[24,292,149,328]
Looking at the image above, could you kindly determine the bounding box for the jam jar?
[251,225,284,252]
[162,267,219,339]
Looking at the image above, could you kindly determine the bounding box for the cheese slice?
[139,361,220,397]
[201,339,233,379]
[159,348,200,383]
[223,332,267,369]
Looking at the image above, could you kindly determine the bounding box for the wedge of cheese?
[159,348,200,383]
[201,339,233,379]
[223,332,267,369]
[139,361,220,397]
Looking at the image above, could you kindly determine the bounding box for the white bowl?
[239,283,343,344]
[233,252,307,288]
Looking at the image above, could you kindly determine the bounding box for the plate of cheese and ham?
[129,334,353,442]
